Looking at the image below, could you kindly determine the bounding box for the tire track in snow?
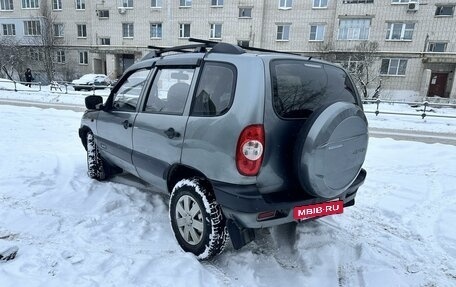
[398,166,456,280]
[322,203,452,286]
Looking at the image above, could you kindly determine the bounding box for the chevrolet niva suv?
[79,39,368,259]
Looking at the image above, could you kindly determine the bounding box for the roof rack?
[187,38,219,46]
[144,38,301,59]
[188,38,245,55]
[237,45,301,56]
[147,43,208,56]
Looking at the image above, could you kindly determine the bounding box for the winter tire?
[169,178,228,259]
[86,131,109,180]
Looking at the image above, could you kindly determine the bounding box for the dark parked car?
[79,39,368,259]
[72,74,111,91]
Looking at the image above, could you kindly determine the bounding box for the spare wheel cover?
[293,102,368,199]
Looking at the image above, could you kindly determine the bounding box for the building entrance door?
[121,54,135,73]
[427,72,448,97]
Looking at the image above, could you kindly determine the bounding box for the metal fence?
[0,79,43,92]
[363,99,456,119]
[0,79,110,96]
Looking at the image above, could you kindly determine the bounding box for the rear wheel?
[86,131,110,180]
[169,178,228,259]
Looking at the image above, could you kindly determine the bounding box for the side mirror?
[85,95,103,110]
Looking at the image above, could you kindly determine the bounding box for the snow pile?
[0,105,455,286]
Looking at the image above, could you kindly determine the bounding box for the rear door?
[96,68,151,175]
[132,65,197,191]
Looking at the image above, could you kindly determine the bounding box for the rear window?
[270,60,358,118]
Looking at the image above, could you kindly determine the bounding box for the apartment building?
[1,0,455,99]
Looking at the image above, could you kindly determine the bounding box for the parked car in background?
[72,74,111,91]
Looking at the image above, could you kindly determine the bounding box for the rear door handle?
[122,120,132,129]
[164,128,180,139]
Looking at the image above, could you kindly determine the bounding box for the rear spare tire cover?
[294,102,368,199]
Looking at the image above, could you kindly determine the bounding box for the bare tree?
[54,58,78,82]
[349,41,381,99]
[36,3,63,83]
[0,38,29,81]
[20,3,64,83]
[315,41,337,63]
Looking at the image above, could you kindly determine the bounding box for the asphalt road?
[369,127,456,145]
[1,99,456,145]
[0,99,86,112]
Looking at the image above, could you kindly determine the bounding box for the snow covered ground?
[1,82,456,287]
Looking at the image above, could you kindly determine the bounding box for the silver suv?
[79,39,368,259]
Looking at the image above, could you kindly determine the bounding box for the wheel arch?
[166,164,211,194]
[79,126,92,151]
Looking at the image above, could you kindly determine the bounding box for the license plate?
[293,200,344,220]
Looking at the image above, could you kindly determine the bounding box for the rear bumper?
[212,169,366,228]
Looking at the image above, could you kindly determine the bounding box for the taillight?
[236,124,265,176]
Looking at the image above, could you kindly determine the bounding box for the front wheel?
[86,131,109,180]
[169,178,228,259]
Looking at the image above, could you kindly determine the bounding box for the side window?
[112,69,150,111]
[144,68,194,114]
[191,62,236,116]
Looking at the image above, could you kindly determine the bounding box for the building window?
[150,23,162,38]
[211,0,223,6]
[380,59,407,76]
[22,0,39,9]
[276,24,291,41]
[97,10,109,18]
[75,0,85,10]
[53,23,64,37]
[100,37,110,45]
[428,42,447,52]
[2,24,15,36]
[279,0,292,9]
[179,23,191,38]
[310,24,325,41]
[239,7,252,18]
[340,59,364,74]
[123,23,134,38]
[391,0,410,3]
[79,51,88,65]
[313,0,327,8]
[77,24,87,38]
[56,50,65,63]
[180,0,192,7]
[121,0,133,8]
[151,0,162,8]
[435,5,454,16]
[342,0,373,3]
[30,49,43,61]
[53,0,62,10]
[24,20,41,36]
[1,0,14,10]
[338,18,370,40]
[238,40,249,47]
[210,23,222,39]
[386,23,414,40]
